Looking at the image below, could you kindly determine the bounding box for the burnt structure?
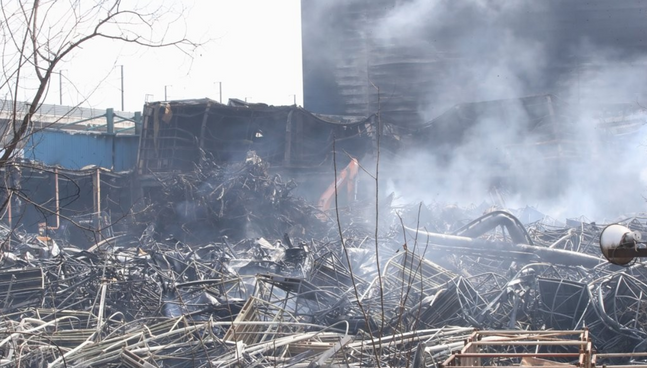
[301,0,647,126]
[136,98,374,175]
[3,195,647,366]
[0,163,126,238]
[135,98,382,205]
[0,99,381,242]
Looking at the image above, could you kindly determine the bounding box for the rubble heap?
[139,154,323,242]
[1,159,647,367]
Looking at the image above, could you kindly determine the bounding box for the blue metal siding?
[114,136,140,172]
[26,130,139,171]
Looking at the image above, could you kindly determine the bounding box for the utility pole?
[289,94,296,106]
[117,65,124,111]
[214,81,223,103]
[59,71,63,105]
[164,85,172,101]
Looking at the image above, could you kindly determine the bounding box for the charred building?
[302,0,647,125]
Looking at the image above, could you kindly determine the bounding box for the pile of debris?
[1,159,647,367]
[138,153,324,243]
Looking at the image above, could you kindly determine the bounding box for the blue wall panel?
[114,136,140,172]
[26,130,139,171]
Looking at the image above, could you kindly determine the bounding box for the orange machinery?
[317,158,359,213]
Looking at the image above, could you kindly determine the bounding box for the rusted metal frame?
[468,340,587,346]
[469,330,588,337]
[445,366,577,368]
[445,353,584,365]
[443,330,592,368]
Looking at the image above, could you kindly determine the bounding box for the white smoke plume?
[369,0,647,221]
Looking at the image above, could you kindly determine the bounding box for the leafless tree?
[0,0,198,218]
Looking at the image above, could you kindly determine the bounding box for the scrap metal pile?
[1,158,647,367]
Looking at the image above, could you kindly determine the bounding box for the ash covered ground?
[2,156,647,367]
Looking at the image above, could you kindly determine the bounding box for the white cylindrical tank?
[600,224,642,265]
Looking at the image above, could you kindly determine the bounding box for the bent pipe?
[404,226,602,268]
[452,210,533,245]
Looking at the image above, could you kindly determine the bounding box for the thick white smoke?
[365,0,647,221]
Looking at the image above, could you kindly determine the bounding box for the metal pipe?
[93,168,101,216]
[595,353,647,357]
[453,211,533,245]
[96,283,107,341]
[471,341,587,346]
[549,229,575,249]
[404,226,602,268]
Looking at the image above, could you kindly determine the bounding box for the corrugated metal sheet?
[26,130,139,172]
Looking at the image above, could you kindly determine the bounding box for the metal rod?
[596,353,647,358]
[94,168,101,216]
[7,192,11,230]
[453,353,581,358]
[404,226,602,268]
[445,366,577,368]
[471,341,587,346]
[96,283,107,341]
[46,168,60,230]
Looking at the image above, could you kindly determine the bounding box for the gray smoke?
[374,0,647,220]
[302,0,647,221]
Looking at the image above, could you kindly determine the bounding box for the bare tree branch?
[0,0,200,221]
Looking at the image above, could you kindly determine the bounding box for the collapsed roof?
[136,98,376,176]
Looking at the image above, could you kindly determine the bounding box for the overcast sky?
[42,0,302,112]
